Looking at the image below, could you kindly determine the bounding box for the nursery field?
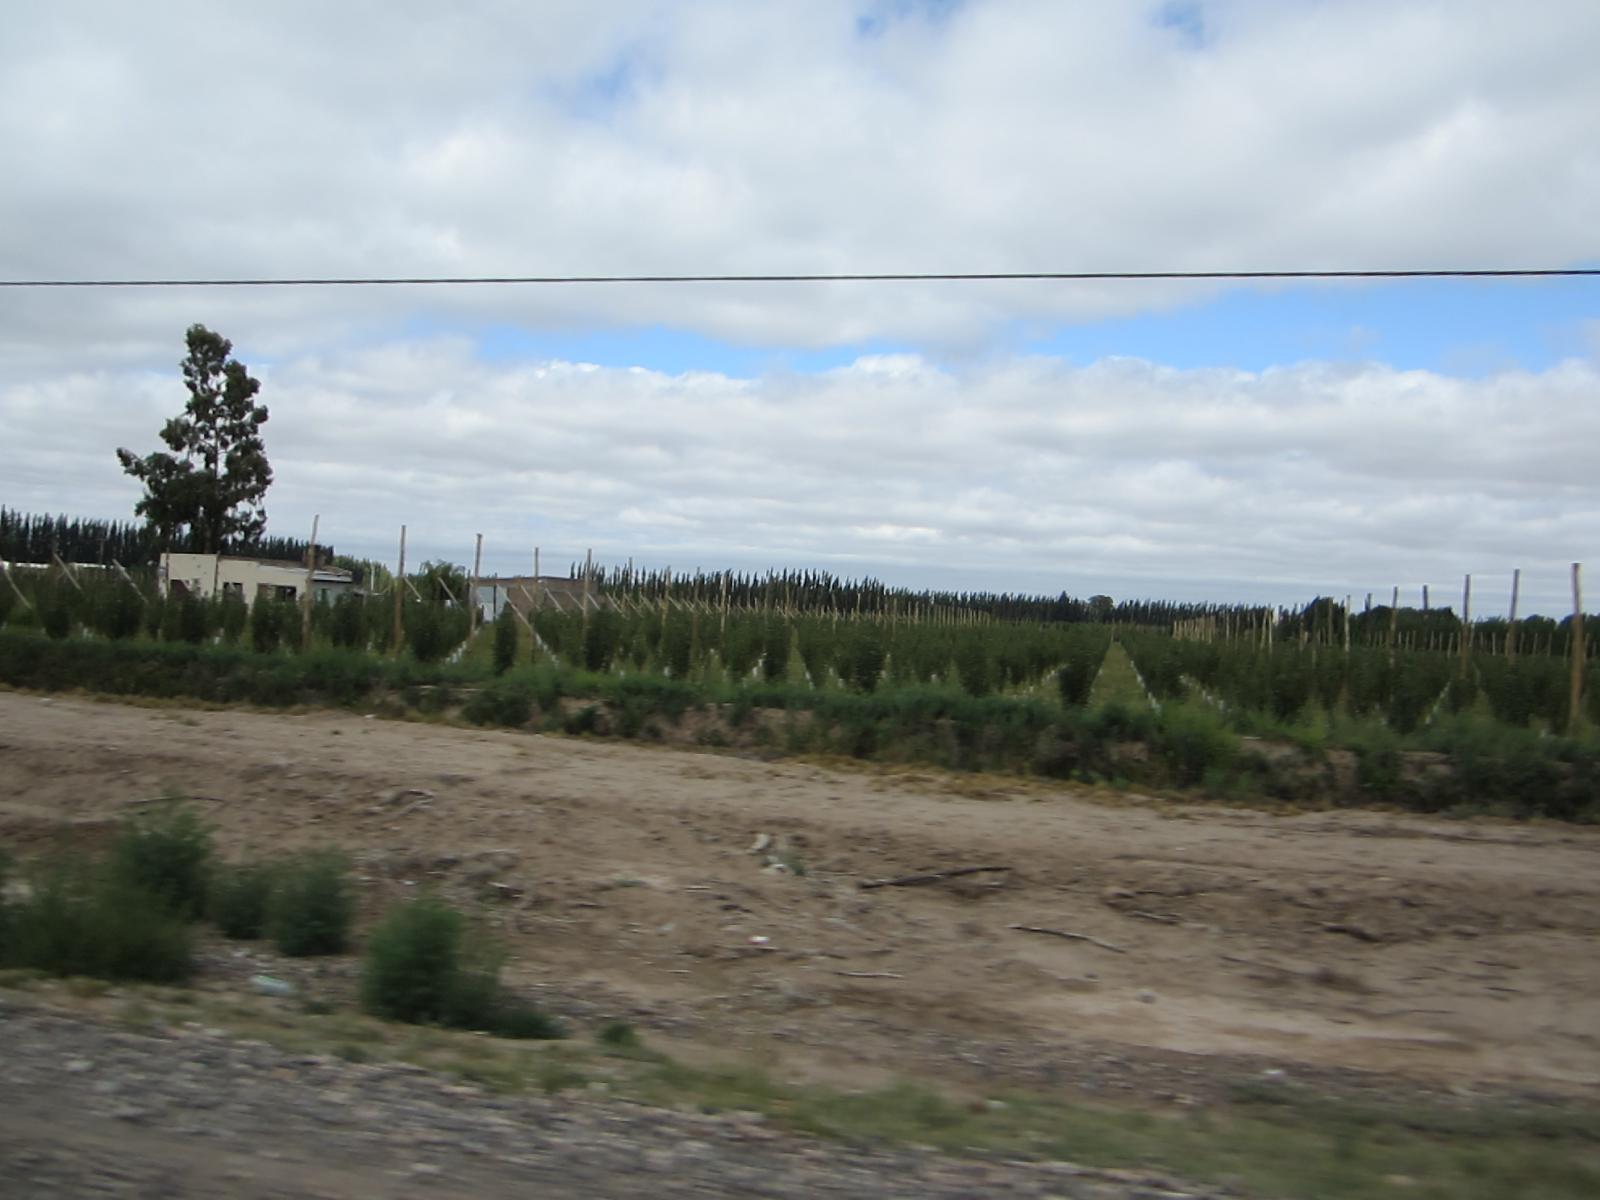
[3,690,1599,1094]
[3,560,1599,819]
[3,691,1600,1197]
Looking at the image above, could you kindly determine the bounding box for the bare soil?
[3,690,1598,1110]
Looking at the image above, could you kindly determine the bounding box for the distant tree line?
[585,563,1264,628]
[0,507,325,568]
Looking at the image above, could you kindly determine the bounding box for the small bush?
[361,895,562,1039]
[598,1019,640,1048]
[208,860,278,940]
[108,801,214,920]
[1157,702,1239,787]
[463,677,534,728]
[2,859,193,982]
[492,605,518,675]
[269,851,353,956]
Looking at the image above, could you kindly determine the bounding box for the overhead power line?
[1,268,1597,288]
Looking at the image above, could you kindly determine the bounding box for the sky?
[2,0,1598,617]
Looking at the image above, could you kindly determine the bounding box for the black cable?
[1,268,1597,288]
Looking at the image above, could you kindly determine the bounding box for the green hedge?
[2,629,1595,820]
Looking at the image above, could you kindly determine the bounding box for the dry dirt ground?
[3,689,1598,1116]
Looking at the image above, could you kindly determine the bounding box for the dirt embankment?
[2,691,1598,1107]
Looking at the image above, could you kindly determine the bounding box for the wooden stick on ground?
[1126,910,1182,924]
[1009,925,1126,954]
[859,865,1012,890]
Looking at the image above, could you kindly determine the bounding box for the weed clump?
[360,894,562,1039]
[269,851,354,956]
[108,799,214,919]
[208,860,279,940]
[1,859,193,982]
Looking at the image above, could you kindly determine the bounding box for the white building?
[159,552,358,603]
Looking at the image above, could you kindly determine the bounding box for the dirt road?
[3,691,1598,1107]
[7,1000,1214,1199]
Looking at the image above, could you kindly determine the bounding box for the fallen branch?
[1127,910,1181,925]
[859,865,1012,890]
[128,794,227,806]
[1009,925,1126,954]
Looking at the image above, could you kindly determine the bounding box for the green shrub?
[360,894,563,1039]
[249,594,281,653]
[1157,702,1238,787]
[268,851,353,956]
[208,860,278,940]
[406,601,464,664]
[2,858,193,982]
[108,800,214,920]
[360,894,464,1022]
[177,594,210,644]
[37,579,73,640]
[598,1019,641,1049]
[97,586,145,641]
[563,704,603,735]
[1057,656,1097,708]
[491,605,518,674]
[954,641,993,697]
[219,594,249,645]
[330,592,367,650]
[463,677,534,728]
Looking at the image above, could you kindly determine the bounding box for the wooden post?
[2,565,32,609]
[110,559,143,597]
[1422,584,1430,614]
[1507,568,1521,663]
[392,525,406,655]
[301,514,320,652]
[49,550,84,594]
[1570,563,1585,734]
[533,548,541,612]
[469,533,483,637]
[1460,574,1472,678]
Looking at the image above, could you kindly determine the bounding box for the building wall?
[160,553,355,602]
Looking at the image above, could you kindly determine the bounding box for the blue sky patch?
[437,276,1598,379]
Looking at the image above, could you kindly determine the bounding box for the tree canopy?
[117,324,272,553]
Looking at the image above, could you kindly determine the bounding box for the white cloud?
[3,1,1598,353]
[3,3,1597,614]
[4,343,1594,615]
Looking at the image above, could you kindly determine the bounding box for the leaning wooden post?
[469,533,484,638]
[1506,568,1521,663]
[300,514,320,652]
[1570,563,1585,734]
[392,525,407,655]
[50,550,85,594]
[110,559,144,598]
[1460,574,1472,679]
[2,565,33,609]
